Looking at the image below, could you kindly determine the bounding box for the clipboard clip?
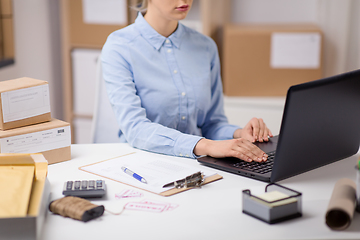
[163,171,204,189]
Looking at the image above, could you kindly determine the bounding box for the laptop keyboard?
[232,151,275,174]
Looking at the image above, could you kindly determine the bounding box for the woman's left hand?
[233,117,273,143]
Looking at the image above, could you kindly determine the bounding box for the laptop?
[198,69,360,182]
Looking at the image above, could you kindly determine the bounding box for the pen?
[121,166,147,184]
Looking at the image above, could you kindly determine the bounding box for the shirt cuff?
[222,125,240,139]
[174,134,203,159]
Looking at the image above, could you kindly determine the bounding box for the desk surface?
[43,143,360,240]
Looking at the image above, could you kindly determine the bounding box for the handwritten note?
[125,199,179,213]
[115,189,143,199]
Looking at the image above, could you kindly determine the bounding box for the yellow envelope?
[0,165,35,217]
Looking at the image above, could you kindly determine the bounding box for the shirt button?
[174,70,178,74]
[167,49,172,53]
[165,39,170,44]
[179,153,183,156]
[181,92,186,96]
[185,154,189,157]
[182,116,186,120]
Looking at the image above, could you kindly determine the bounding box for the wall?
[231,0,360,77]
[0,0,358,123]
[232,0,318,24]
[345,0,360,72]
[0,0,63,120]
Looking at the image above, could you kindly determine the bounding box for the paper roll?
[356,164,360,212]
[325,178,357,230]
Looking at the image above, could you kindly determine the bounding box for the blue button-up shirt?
[101,13,239,158]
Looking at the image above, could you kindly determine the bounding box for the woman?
[101,0,273,162]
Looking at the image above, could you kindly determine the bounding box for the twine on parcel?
[49,196,104,222]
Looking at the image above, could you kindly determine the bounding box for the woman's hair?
[132,0,148,12]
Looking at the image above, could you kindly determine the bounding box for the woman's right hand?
[194,138,268,162]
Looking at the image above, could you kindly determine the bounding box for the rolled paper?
[325,178,357,230]
[356,165,360,212]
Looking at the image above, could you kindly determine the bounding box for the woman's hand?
[194,138,268,162]
[233,117,273,143]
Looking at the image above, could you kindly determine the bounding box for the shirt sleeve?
[200,38,240,140]
[101,35,202,159]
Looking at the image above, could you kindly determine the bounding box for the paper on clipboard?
[79,152,222,196]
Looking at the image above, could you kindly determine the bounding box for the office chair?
[90,57,121,143]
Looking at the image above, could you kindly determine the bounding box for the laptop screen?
[271,69,360,182]
[198,69,360,183]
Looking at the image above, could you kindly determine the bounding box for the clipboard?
[79,152,223,197]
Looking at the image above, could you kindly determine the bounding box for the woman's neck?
[144,11,178,37]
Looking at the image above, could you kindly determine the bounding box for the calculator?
[62,180,106,198]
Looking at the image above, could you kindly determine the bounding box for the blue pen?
[121,166,148,184]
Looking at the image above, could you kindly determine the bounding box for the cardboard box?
[0,0,14,59]
[0,153,51,240]
[67,0,127,47]
[0,118,71,164]
[223,24,323,96]
[0,77,51,130]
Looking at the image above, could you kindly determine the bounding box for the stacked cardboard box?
[0,77,71,164]
[222,24,323,96]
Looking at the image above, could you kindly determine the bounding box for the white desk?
[43,143,360,240]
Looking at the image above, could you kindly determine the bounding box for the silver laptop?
[198,69,360,182]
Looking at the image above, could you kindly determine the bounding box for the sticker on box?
[1,85,50,123]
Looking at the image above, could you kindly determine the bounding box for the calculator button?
[63,179,106,198]
[66,181,73,190]
[81,181,88,189]
[74,181,81,189]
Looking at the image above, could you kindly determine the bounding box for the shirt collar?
[134,12,184,50]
